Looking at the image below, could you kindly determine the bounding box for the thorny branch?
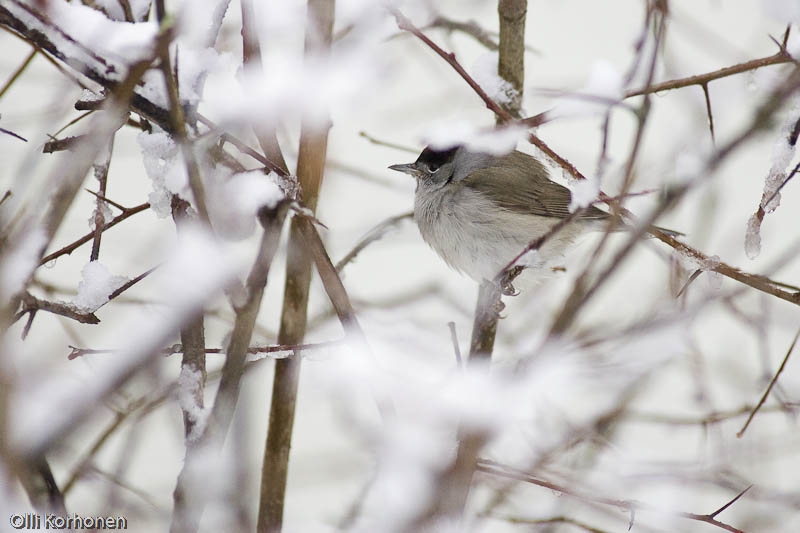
[477,461,750,533]
[737,326,800,437]
[39,202,150,265]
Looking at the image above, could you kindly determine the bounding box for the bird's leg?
[499,266,525,296]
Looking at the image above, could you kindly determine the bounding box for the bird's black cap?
[416,146,459,167]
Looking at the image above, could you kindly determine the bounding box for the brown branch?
[334,211,413,273]
[0,2,174,131]
[624,403,800,426]
[426,16,498,51]
[391,8,512,121]
[15,292,100,326]
[90,138,114,261]
[171,199,290,533]
[155,10,210,225]
[0,125,27,142]
[42,135,84,153]
[259,3,335,531]
[172,196,206,441]
[40,202,150,265]
[491,514,610,533]
[625,50,793,98]
[0,47,35,99]
[357,130,418,153]
[497,0,527,117]
[737,327,800,438]
[477,461,749,533]
[241,0,290,176]
[67,339,342,360]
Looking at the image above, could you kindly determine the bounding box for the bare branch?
[737,327,800,438]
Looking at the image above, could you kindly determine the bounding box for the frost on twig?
[745,105,800,259]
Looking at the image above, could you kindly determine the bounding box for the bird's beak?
[388,162,418,176]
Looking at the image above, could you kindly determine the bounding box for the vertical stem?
[468,280,502,360]
[445,0,528,522]
[90,137,114,261]
[241,0,290,174]
[257,1,335,531]
[171,197,206,440]
[497,0,527,117]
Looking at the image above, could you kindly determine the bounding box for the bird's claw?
[499,266,524,296]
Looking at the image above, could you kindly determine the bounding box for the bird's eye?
[427,163,440,173]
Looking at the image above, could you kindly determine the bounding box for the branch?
[172,197,206,442]
[90,138,114,261]
[737,326,800,437]
[241,0,290,176]
[155,8,210,225]
[334,211,413,273]
[39,202,150,265]
[626,50,794,98]
[14,292,100,327]
[425,16,498,51]
[477,461,749,533]
[258,3,335,530]
[171,199,290,533]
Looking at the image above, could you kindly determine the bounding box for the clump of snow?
[178,364,207,443]
[703,255,724,290]
[206,43,380,129]
[44,1,158,63]
[177,48,230,108]
[129,0,152,21]
[174,0,230,48]
[745,213,763,260]
[552,59,624,118]
[745,101,799,259]
[136,69,168,109]
[569,174,601,212]
[73,261,129,313]
[585,59,625,99]
[207,171,286,240]
[0,227,47,299]
[423,119,525,155]
[88,201,113,230]
[471,52,517,109]
[342,335,674,530]
[80,88,104,103]
[137,130,189,218]
[11,226,236,456]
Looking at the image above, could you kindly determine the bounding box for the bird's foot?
[499,266,525,296]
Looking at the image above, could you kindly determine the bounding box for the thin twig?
[737,326,800,437]
[40,202,150,265]
[335,212,413,273]
[14,292,100,326]
[0,47,36,99]
[425,16,498,51]
[90,138,114,261]
[477,461,749,533]
[625,50,793,97]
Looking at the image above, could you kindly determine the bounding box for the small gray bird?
[389,145,645,288]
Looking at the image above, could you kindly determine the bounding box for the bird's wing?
[460,151,608,220]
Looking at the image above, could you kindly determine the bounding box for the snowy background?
[1,0,800,532]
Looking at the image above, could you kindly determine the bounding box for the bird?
[389,145,671,293]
